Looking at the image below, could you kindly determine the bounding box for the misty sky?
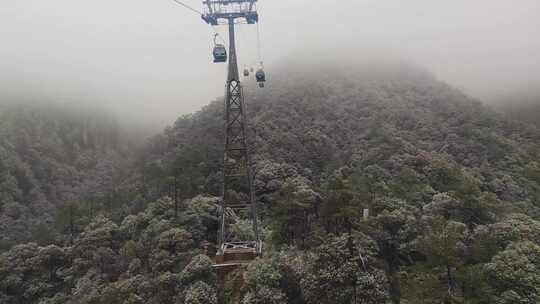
[2,0,540,128]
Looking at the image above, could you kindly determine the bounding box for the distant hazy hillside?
[491,89,540,127]
[147,61,540,197]
[499,102,540,127]
[0,101,132,249]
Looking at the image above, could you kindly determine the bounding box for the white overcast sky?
[1,0,540,127]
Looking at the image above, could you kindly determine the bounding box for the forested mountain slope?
[2,62,540,304]
[138,61,540,303]
[146,61,540,211]
[0,101,132,249]
[499,101,540,127]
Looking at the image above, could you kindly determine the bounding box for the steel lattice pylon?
[203,0,261,260]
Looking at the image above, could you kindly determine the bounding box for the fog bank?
[2,0,540,128]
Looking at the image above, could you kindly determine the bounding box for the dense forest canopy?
[0,101,133,249]
[1,62,540,304]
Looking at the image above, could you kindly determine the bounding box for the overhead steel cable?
[170,0,202,15]
[169,0,227,46]
[256,21,262,62]
[213,27,228,46]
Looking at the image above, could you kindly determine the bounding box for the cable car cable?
[170,0,202,15]
[212,31,226,47]
[237,24,252,77]
[169,0,227,46]
[211,26,227,46]
[256,21,262,63]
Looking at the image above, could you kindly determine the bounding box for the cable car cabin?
[213,45,227,63]
[255,69,266,83]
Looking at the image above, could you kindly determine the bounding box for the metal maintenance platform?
[213,241,260,270]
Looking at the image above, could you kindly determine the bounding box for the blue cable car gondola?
[255,68,266,83]
[213,44,227,63]
[212,33,227,63]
